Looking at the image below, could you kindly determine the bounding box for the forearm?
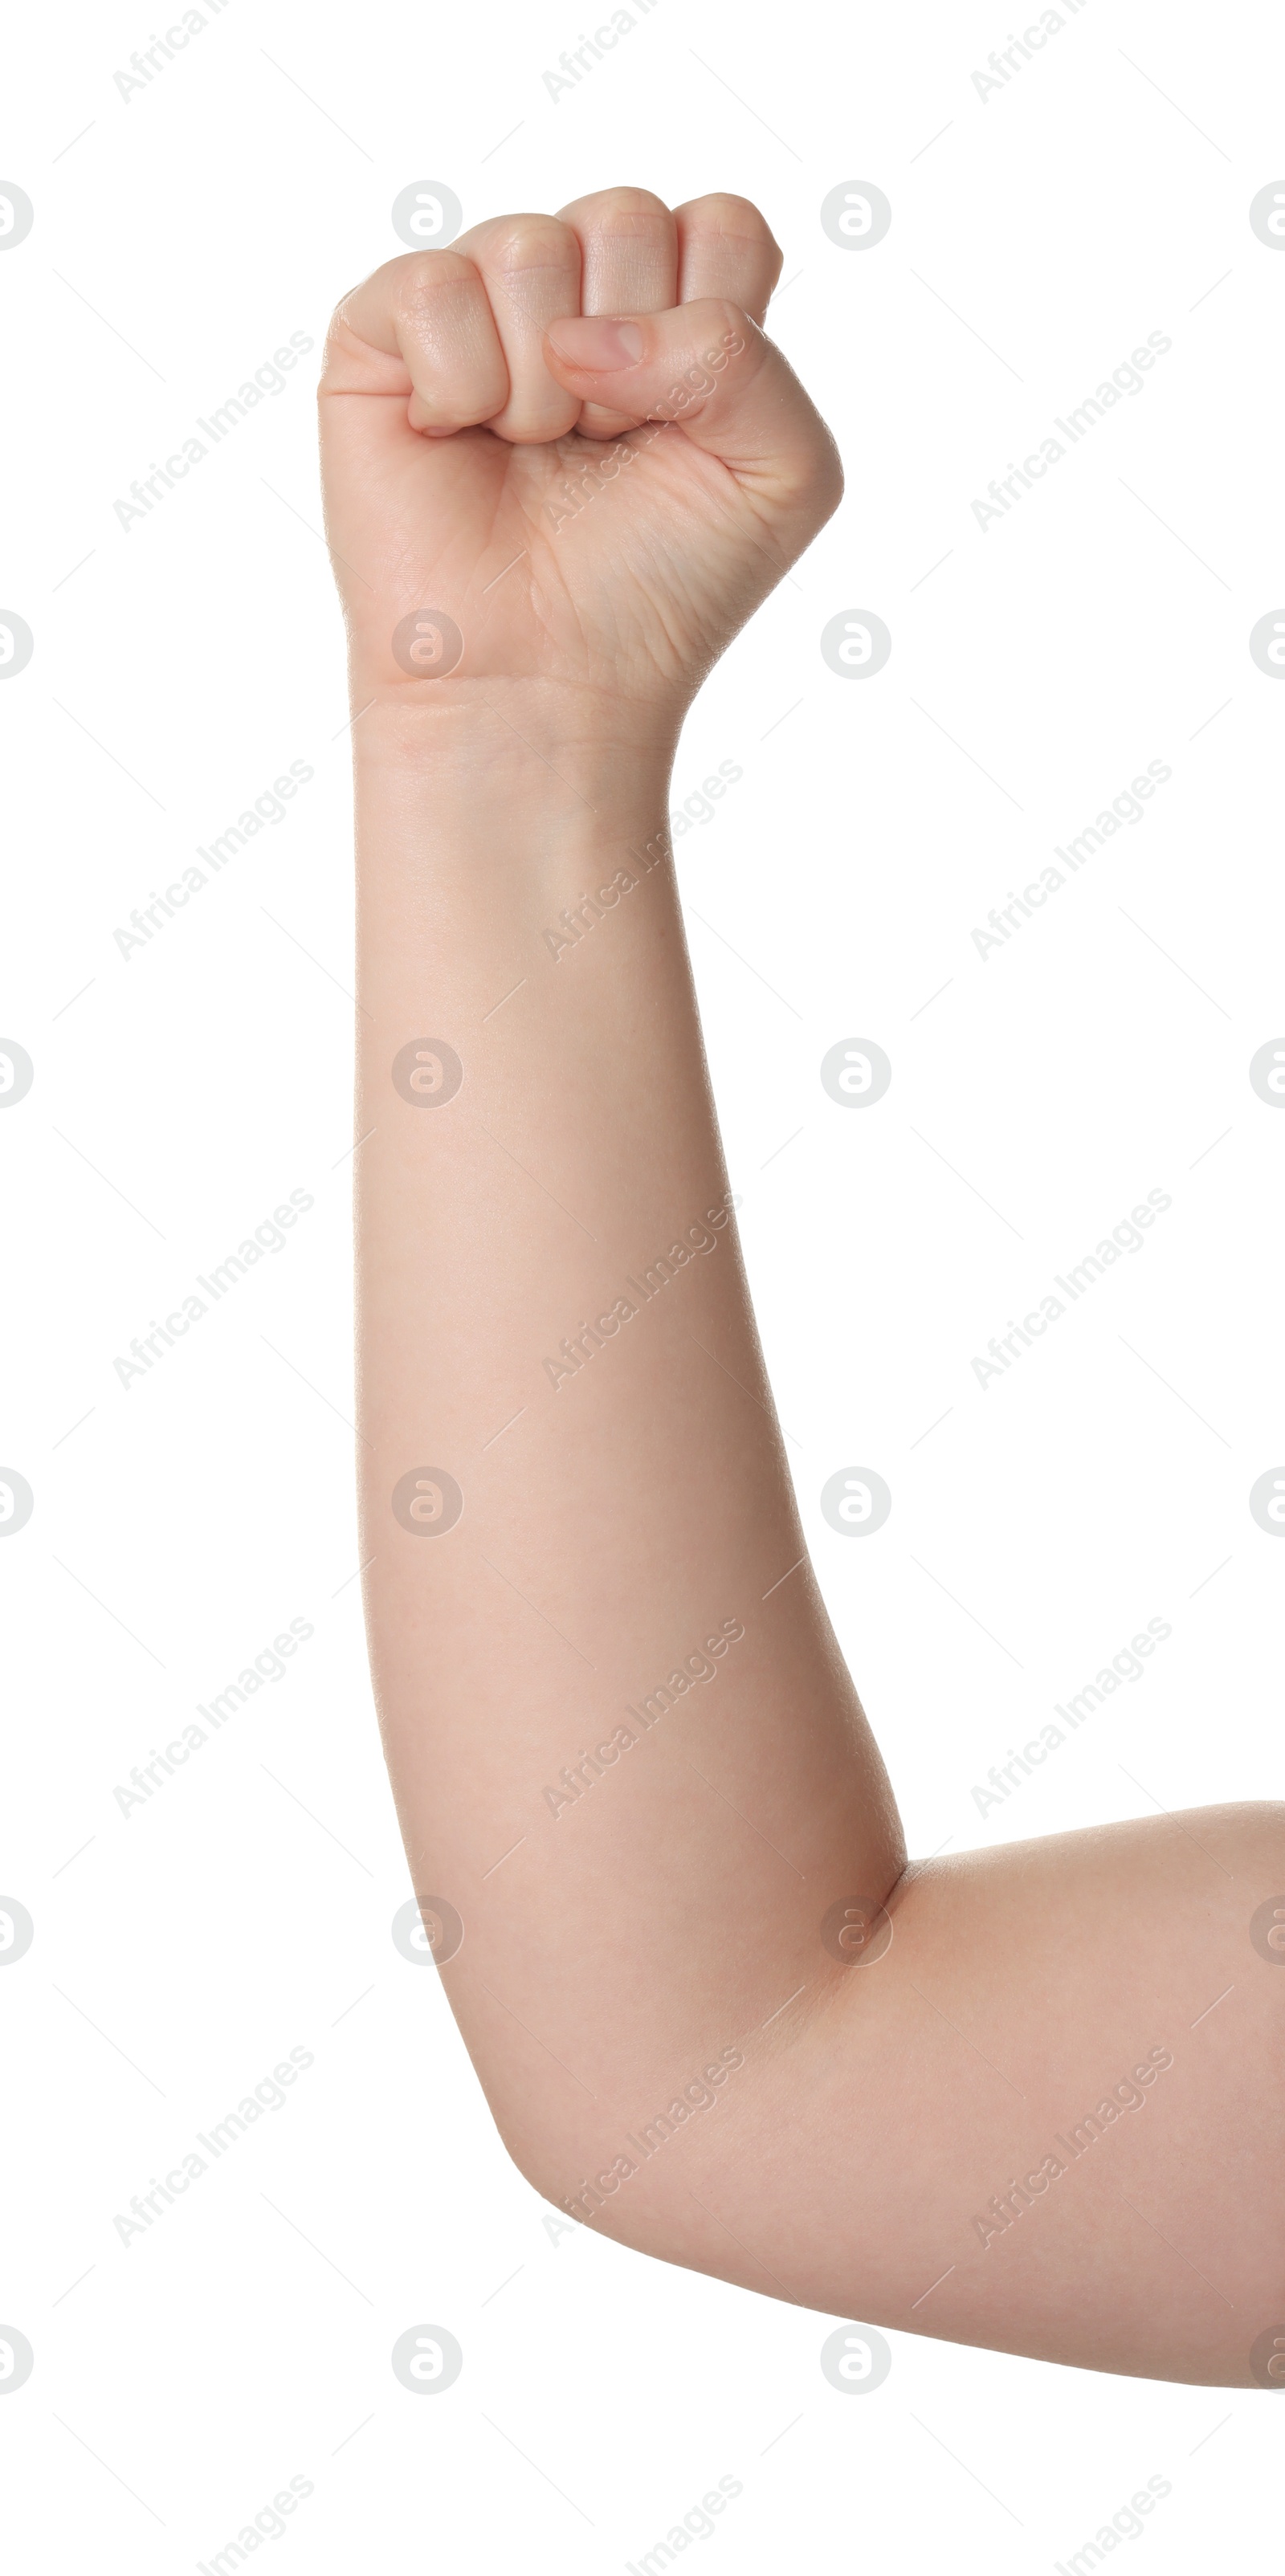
[353,702,904,2179]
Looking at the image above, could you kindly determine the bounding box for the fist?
[318,188,842,728]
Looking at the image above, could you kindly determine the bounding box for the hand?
[318,188,842,741]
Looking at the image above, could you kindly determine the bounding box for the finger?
[673,194,783,328]
[323,251,509,438]
[543,298,843,554]
[557,185,677,440]
[453,213,582,442]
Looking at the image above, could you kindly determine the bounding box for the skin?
[317,186,1284,2386]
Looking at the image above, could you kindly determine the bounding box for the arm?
[320,186,1284,2388]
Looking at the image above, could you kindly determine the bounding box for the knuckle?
[475,214,580,277]
[703,295,753,341]
[566,185,673,236]
[390,250,479,321]
[683,191,777,247]
[493,396,582,445]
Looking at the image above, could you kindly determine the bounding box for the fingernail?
[547,316,645,371]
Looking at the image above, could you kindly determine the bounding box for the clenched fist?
[318,187,842,740]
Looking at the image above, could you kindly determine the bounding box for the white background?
[2,0,1283,2566]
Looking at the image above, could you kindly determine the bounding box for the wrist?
[349,692,679,936]
[348,681,676,818]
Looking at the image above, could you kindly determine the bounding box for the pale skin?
[317,186,1283,2387]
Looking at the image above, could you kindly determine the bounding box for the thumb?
[543,299,842,552]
